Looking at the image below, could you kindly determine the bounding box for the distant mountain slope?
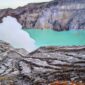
[0,0,85,31]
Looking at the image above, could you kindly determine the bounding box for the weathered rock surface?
[0,0,85,31]
[0,41,85,85]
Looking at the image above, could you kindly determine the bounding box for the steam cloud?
[0,16,38,52]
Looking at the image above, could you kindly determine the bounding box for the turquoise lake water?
[24,29,85,47]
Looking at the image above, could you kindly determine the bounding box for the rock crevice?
[0,41,85,84]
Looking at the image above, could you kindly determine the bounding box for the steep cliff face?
[0,0,85,31]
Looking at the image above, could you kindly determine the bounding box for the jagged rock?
[0,0,85,31]
[68,10,85,30]
[0,41,85,85]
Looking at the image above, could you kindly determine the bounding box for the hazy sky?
[0,0,52,9]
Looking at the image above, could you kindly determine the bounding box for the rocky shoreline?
[0,0,85,31]
[0,41,85,85]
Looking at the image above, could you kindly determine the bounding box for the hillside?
[0,0,85,31]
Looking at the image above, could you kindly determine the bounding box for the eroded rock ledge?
[0,0,85,31]
[0,41,85,85]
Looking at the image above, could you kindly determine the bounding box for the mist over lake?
[0,16,85,52]
[0,16,85,53]
[0,16,37,52]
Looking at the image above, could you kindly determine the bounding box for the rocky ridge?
[0,41,85,85]
[0,0,85,31]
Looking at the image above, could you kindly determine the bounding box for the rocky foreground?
[0,41,85,85]
[0,0,85,31]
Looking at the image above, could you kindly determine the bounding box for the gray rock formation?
[0,41,85,85]
[0,0,85,31]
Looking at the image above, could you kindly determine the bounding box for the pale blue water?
[24,29,85,47]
